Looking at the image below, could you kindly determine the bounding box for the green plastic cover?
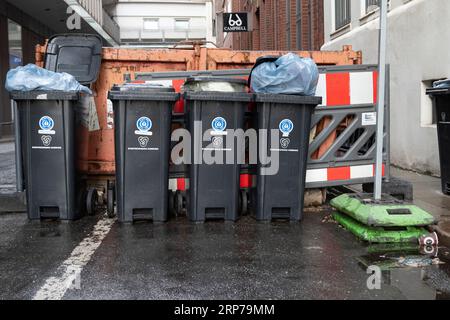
[330,194,435,227]
[332,212,428,244]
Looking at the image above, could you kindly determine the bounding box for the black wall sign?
[223,12,249,32]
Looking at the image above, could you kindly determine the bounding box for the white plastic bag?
[5,64,92,94]
[250,53,319,96]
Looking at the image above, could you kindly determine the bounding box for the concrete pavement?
[388,167,450,247]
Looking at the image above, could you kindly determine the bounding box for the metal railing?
[79,0,103,25]
[121,27,207,42]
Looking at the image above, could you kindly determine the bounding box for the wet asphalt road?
[1,209,450,300]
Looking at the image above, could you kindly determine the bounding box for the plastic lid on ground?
[44,34,102,85]
[183,77,248,93]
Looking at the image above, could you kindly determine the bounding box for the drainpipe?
[274,0,278,50]
[308,0,313,50]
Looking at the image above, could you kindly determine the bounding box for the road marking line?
[32,216,116,300]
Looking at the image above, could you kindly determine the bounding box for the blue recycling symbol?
[39,116,54,131]
[279,119,294,135]
[136,117,152,132]
[212,117,227,132]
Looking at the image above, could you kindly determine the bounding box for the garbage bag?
[250,53,319,96]
[5,64,92,94]
[433,79,450,89]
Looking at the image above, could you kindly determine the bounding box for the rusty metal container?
[35,43,361,184]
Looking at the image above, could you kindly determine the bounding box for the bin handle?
[427,88,450,94]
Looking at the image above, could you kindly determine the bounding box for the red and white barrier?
[315,71,378,107]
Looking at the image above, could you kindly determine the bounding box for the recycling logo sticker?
[138,136,150,148]
[279,119,294,137]
[280,138,290,149]
[212,136,223,148]
[38,116,55,135]
[41,135,52,147]
[135,117,153,136]
[212,117,227,132]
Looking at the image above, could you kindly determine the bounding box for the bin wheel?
[174,190,184,216]
[107,183,115,218]
[240,190,248,215]
[86,188,98,216]
[168,191,176,217]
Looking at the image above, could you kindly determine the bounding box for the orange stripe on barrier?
[372,164,386,177]
[172,79,185,113]
[326,73,350,106]
[327,167,351,181]
[177,178,186,191]
[240,174,252,188]
[373,71,378,104]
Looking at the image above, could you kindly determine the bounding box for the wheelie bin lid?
[426,79,450,96]
[44,34,102,85]
[183,91,254,102]
[183,77,248,93]
[254,93,322,106]
[9,91,79,101]
[108,84,179,101]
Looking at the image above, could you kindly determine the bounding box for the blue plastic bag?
[250,53,319,96]
[433,79,450,89]
[5,64,92,94]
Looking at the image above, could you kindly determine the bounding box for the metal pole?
[374,0,388,200]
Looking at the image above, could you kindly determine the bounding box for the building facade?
[322,0,449,175]
[109,0,216,47]
[215,0,324,51]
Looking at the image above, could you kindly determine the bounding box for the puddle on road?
[358,244,450,300]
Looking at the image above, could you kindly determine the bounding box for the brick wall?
[224,0,324,51]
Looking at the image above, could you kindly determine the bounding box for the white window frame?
[364,0,380,15]
[143,18,159,31]
[360,0,394,18]
[332,0,351,32]
[174,18,190,31]
[421,79,444,128]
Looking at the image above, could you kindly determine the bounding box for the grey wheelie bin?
[11,91,81,220]
[255,94,321,222]
[109,84,179,222]
[183,77,252,222]
[427,80,450,195]
[9,34,102,220]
